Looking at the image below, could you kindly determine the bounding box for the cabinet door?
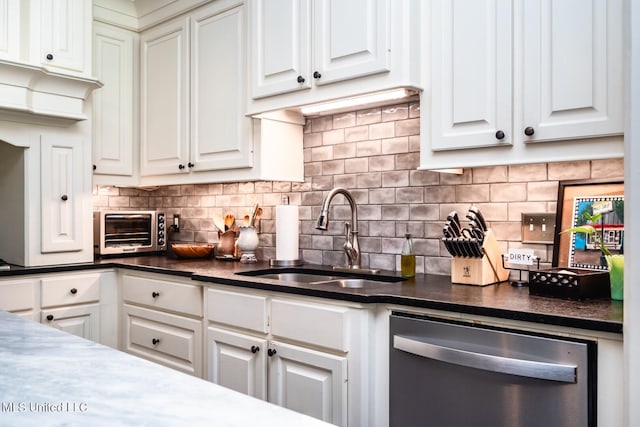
[42,304,100,341]
[312,0,390,86]
[430,0,512,150]
[31,0,89,74]
[190,3,253,171]
[140,17,190,176]
[206,326,268,400]
[0,0,20,61]
[268,341,347,426]
[40,135,84,253]
[93,22,135,176]
[520,0,623,142]
[250,0,310,98]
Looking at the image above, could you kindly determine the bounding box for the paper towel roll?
[275,204,299,261]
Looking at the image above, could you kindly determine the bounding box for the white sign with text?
[506,249,536,266]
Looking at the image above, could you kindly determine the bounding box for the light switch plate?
[522,213,556,244]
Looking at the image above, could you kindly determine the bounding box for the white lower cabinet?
[120,273,204,377]
[207,326,268,399]
[0,271,114,343]
[0,277,38,320]
[41,304,99,341]
[205,286,358,426]
[40,272,102,342]
[267,340,347,424]
[122,304,203,377]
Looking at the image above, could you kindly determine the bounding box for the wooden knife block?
[450,229,510,286]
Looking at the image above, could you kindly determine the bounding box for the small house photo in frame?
[553,178,624,269]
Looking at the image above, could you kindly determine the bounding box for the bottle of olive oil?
[401,233,416,278]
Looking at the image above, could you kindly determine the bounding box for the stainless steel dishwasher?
[389,312,596,427]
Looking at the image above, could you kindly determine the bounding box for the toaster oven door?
[101,213,155,253]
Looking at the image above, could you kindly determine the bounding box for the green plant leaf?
[560,225,597,235]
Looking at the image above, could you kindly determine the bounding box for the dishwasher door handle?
[393,335,577,383]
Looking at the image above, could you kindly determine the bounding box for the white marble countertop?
[0,311,331,427]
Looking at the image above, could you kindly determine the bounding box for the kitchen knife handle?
[468,206,488,231]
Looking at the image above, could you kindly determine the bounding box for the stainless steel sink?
[235,268,405,288]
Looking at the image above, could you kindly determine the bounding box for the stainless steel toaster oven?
[93,211,167,256]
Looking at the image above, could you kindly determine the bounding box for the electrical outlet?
[522,213,556,244]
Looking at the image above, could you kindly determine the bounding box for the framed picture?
[552,178,624,269]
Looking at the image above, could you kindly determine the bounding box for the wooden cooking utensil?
[224,214,235,231]
[252,207,263,227]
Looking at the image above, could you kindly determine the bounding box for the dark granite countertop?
[0,255,623,334]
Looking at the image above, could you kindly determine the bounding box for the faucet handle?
[344,222,351,241]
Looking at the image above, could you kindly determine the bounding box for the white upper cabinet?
[93,22,137,178]
[520,0,623,143]
[0,0,20,60]
[137,0,303,185]
[430,0,512,151]
[29,0,92,76]
[190,3,253,171]
[250,0,310,98]
[248,0,420,114]
[1,0,91,77]
[140,1,252,177]
[422,0,624,169]
[312,0,390,86]
[140,16,190,176]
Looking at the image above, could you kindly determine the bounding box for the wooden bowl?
[171,243,216,259]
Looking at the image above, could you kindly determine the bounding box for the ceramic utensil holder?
[451,229,510,286]
[237,226,259,263]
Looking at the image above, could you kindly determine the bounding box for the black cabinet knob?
[46,314,54,321]
[152,291,160,298]
[495,130,505,140]
[297,75,305,84]
[188,162,194,168]
[70,288,78,295]
[251,345,260,354]
[61,195,68,201]
[46,53,53,61]
[178,164,185,170]
[267,348,277,357]
[313,71,322,79]
[93,164,97,171]
[152,338,160,345]
[524,126,535,136]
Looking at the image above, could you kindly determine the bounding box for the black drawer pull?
[152,338,160,345]
[46,314,54,321]
[152,291,160,298]
[251,345,260,354]
[267,348,277,357]
[70,288,78,295]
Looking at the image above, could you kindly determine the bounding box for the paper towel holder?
[270,259,304,267]
[270,195,304,267]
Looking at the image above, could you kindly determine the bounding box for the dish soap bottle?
[401,233,416,278]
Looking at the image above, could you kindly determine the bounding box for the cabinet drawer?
[122,304,203,377]
[122,274,203,317]
[41,274,101,308]
[206,288,268,333]
[0,279,36,312]
[271,299,350,352]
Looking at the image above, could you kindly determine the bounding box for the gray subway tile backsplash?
[93,101,625,275]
